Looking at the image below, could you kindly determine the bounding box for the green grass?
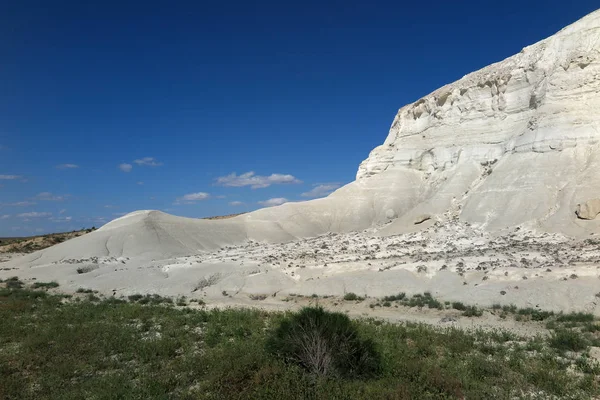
[549,329,589,352]
[31,281,60,289]
[0,284,599,399]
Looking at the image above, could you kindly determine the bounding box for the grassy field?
[1,278,599,399]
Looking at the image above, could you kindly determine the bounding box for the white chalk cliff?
[11,9,600,265]
[358,9,600,236]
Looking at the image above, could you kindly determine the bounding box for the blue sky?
[0,1,598,236]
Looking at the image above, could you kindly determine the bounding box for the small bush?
[556,312,594,323]
[382,292,405,302]
[452,302,467,311]
[5,277,24,289]
[517,308,554,321]
[249,294,268,301]
[266,307,380,378]
[549,329,588,352]
[343,292,358,301]
[462,306,483,317]
[31,281,59,289]
[128,294,144,302]
[343,292,365,301]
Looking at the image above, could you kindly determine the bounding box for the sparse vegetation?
[549,329,589,352]
[0,282,599,398]
[0,229,90,254]
[266,307,379,378]
[462,306,483,317]
[31,281,60,289]
[343,292,365,301]
[249,294,268,301]
[382,292,406,302]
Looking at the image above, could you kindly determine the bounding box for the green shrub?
[382,292,405,302]
[128,294,144,302]
[517,308,554,321]
[343,292,358,301]
[31,281,59,289]
[452,302,466,311]
[266,307,380,378]
[462,306,483,317]
[556,312,594,323]
[5,277,24,289]
[549,329,588,352]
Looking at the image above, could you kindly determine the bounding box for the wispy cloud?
[17,212,51,218]
[134,157,163,167]
[0,175,22,180]
[301,183,342,198]
[229,201,244,206]
[56,163,79,170]
[137,181,144,185]
[59,209,67,214]
[36,192,69,201]
[216,171,302,189]
[258,198,288,207]
[2,201,36,207]
[50,216,72,222]
[0,214,10,219]
[175,192,210,204]
[119,163,132,173]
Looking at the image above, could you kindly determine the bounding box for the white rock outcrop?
[576,199,600,220]
[358,9,600,235]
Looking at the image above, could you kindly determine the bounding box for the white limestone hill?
[4,10,600,316]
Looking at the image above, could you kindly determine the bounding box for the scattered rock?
[576,199,600,220]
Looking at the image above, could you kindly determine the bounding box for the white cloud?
[0,175,22,180]
[258,198,288,207]
[50,216,72,222]
[216,171,302,189]
[119,163,132,172]
[175,192,210,204]
[2,201,36,207]
[137,181,144,185]
[36,192,69,201]
[134,157,163,167]
[301,183,342,198]
[17,212,51,218]
[59,209,67,214]
[229,201,244,206]
[56,164,79,170]
[0,214,10,219]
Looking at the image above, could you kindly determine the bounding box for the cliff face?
[358,10,600,180]
[357,10,600,235]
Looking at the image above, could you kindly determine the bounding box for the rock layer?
[358,9,600,236]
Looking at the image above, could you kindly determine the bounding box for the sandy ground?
[2,220,600,337]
